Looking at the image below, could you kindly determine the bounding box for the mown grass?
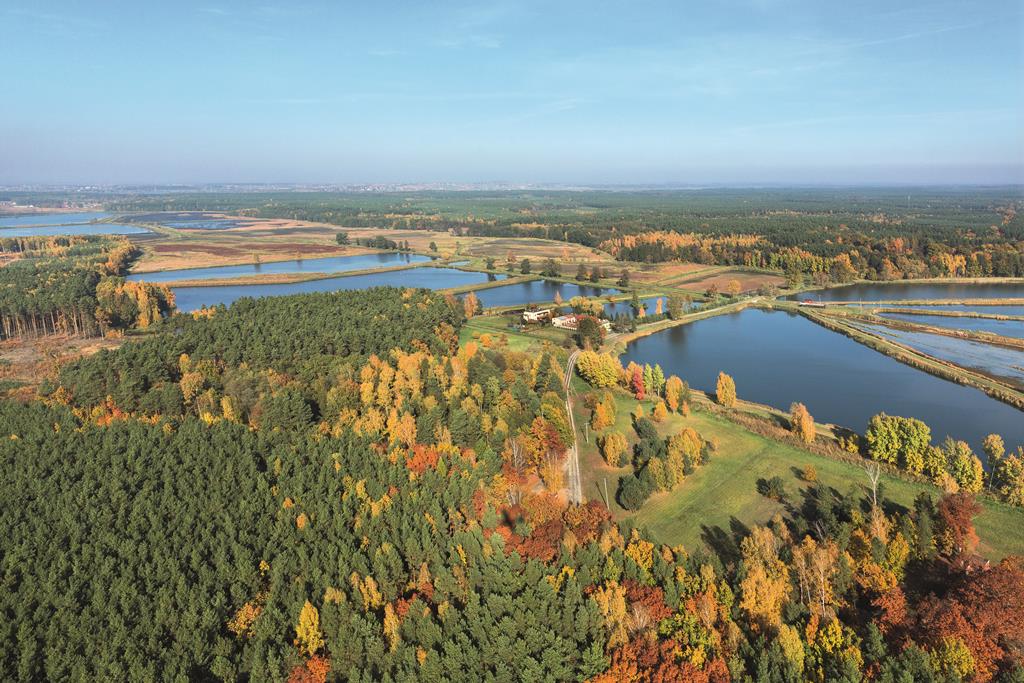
[461,314,572,353]
[573,385,1024,560]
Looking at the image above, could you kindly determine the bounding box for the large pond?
[603,296,664,319]
[856,322,1024,390]
[794,282,1024,301]
[621,309,1024,452]
[127,212,256,230]
[877,304,1024,315]
[172,267,503,312]
[0,211,112,227]
[472,281,616,309]
[130,253,432,283]
[880,312,1024,339]
[0,223,150,237]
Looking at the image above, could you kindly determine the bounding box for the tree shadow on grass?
[700,524,739,567]
[701,516,755,568]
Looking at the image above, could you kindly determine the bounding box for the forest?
[15,186,1018,281]
[0,235,173,340]
[2,285,1022,681]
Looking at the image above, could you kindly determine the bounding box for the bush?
[617,475,649,510]
[758,476,787,501]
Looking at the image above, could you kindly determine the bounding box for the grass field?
[461,314,572,353]
[572,383,1024,560]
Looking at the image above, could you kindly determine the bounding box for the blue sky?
[1,1,1021,185]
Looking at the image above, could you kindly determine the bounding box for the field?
[131,217,358,272]
[461,314,572,353]
[572,382,1024,560]
[668,269,787,294]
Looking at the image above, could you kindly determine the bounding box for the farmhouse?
[521,308,553,323]
[551,314,612,332]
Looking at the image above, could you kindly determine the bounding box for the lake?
[129,253,432,283]
[621,308,1024,452]
[794,281,1024,301]
[0,211,112,227]
[880,312,1024,339]
[472,280,616,309]
[0,223,150,237]
[172,267,503,312]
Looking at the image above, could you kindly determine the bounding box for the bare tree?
[863,461,881,510]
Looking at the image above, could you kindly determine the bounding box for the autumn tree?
[295,601,324,657]
[993,448,1024,505]
[462,291,480,318]
[590,392,617,431]
[936,493,981,559]
[715,372,736,408]
[738,526,791,632]
[981,434,1005,489]
[943,438,984,493]
[791,536,840,618]
[664,375,688,413]
[576,351,621,387]
[600,431,628,467]
[789,402,815,444]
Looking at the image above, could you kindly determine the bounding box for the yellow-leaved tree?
[790,402,816,444]
[716,372,736,408]
[294,600,324,656]
[599,431,628,467]
[576,351,622,388]
[664,375,686,413]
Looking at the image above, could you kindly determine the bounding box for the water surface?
[621,308,1024,452]
[472,281,617,309]
[0,211,112,227]
[127,211,254,230]
[857,322,1024,389]
[130,253,431,283]
[172,267,502,312]
[878,304,1024,315]
[794,282,1024,301]
[880,312,1024,339]
[603,296,677,319]
[0,223,149,237]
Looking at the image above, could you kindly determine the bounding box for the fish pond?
[472,281,617,309]
[130,253,432,283]
[172,267,503,312]
[127,212,258,230]
[621,308,1024,453]
[854,322,1024,390]
[879,312,1024,339]
[0,211,113,228]
[0,223,150,237]
[794,281,1024,302]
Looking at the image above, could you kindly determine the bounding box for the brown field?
[131,216,370,272]
[670,269,786,294]
[626,262,724,285]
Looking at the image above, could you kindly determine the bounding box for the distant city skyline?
[1,1,1022,185]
